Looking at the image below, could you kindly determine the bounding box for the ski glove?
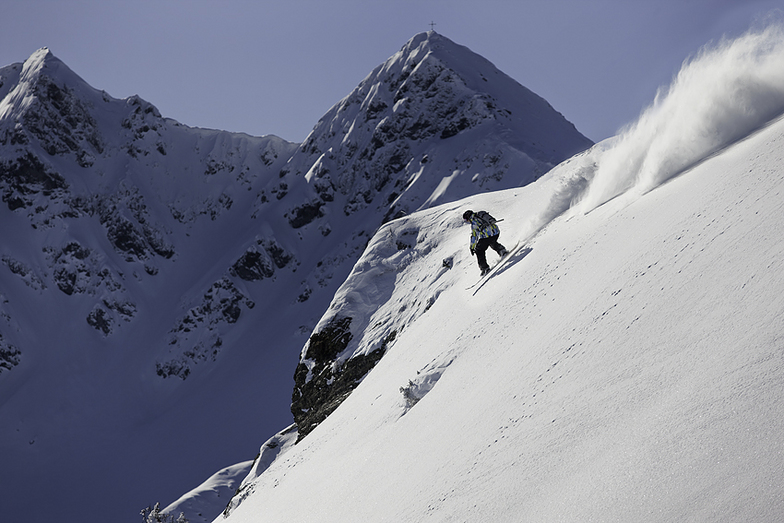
[470,247,475,256]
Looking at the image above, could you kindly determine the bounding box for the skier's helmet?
[462,210,473,221]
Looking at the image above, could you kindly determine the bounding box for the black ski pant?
[474,234,506,271]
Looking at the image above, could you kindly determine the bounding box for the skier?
[463,209,508,276]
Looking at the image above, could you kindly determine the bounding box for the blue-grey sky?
[2,0,781,143]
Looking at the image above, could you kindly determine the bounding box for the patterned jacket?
[468,214,500,251]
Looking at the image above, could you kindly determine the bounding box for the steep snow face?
[0,34,590,523]
[229,116,784,521]
[222,24,784,523]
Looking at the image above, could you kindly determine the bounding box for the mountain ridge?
[0,32,591,523]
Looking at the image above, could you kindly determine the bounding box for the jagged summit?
[18,47,58,78]
[277,31,591,225]
[0,47,102,122]
[393,31,581,157]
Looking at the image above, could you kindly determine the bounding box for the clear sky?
[2,1,782,144]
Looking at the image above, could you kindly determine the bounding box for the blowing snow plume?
[533,19,784,230]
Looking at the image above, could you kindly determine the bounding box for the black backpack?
[475,211,497,228]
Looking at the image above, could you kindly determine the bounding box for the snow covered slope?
[0,33,590,523]
[220,24,784,522]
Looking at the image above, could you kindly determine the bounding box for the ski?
[465,240,524,293]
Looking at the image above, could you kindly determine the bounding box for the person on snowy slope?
[463,210,508,276]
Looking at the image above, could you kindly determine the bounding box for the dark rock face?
[46,242,106,295]
[0,334,21,373]
[287,201,325,229]
[86,306,112,335]
[90,189,176,263]
[0,153,68,210]
[230,239,293,281]
[156,278,255,379]
[24,76,104,163]
[291,316,389,441]
[231,249,275,280]
[86,300,137,336]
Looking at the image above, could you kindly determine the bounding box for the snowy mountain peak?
[1,47,94,121]
[22,46,55,74]
[281,30,591,220]
[13,47,59,89]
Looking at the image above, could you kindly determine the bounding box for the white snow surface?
[163,461,254,523]
[219,25,784,522]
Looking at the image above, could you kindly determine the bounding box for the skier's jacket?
[468,212,500,251]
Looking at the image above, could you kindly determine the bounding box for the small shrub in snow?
[140,502,188,523]
[400,380,421,408]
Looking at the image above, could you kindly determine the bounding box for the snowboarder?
[463,210,508,276]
